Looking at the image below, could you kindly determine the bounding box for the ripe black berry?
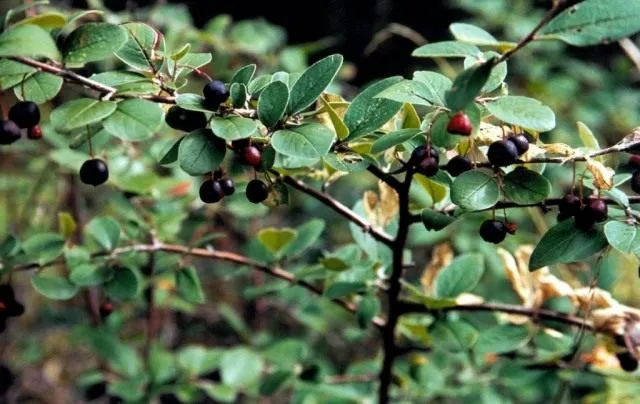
[0,284,25,334]
[27,125,43,140]
[557,212,571,222]
[417,157,439,177]
[0,120,21,145]
[80,159,109,186]
[84,382,107,401]
[242,145,262,167]
[445,155,473,177]
[585,198,608,222]
[410,145,439,166]
[165,106,207,132]
[199,179,224,203]
[246,179,269,203]
[574,208,596,230]
[447,112,473,136]
[508,134,529,156]
[479,220,507,244]
[559,194,581,217]
[9,101,40,129]
[487,140,518,167]
[617,352,639,372]
[203,80,229,109]
[219,178,235,196]
[632,171,640,194]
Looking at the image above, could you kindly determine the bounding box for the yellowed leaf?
[378,181,399,227]
[402,103,421,129]
[542,143,577,157]
[585,156,615,190]
[420,243,454,293]
[498,247,534,306]
[476,122,510,145]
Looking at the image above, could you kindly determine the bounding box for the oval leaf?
[31,273,78,300]
[258,81,289,127]
[0,24,60,60]
[210,116,258,141]
[103,99,163,141]
[115,22,166,72]
[287,54,343,114]
[50,98,118,132]
[451,170,500,211]
[503,167,551,205]
[486,96,556,132]
[178,129,226,176]
[434,253,485,298]
[271,123,335,159]
[604,221,640,256]
[62,23,128,67]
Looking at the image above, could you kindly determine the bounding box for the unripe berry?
[632,170,640,194]
[504,221,518,235]
[242,145,262,167]
[219,178,235,196]
[203,80,229,109]
[165,106,207,132]
[80,159,109,186]
[508,134,530,156]
[479,220,507,244]
[445,155,473,177]
[446,112,473,136]
[246,179,269,203]
[487,140,518,167]
[27,125,43,140]
[558,194,581,217]
[199,179,224,203]
[0,120,21,145]
[9,101,40,129]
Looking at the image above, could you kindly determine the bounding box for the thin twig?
[618,38,640,73]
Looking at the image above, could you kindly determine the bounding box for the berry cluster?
[487,134,529,167]
[0,284,24,333]
[558,194,608,230]
[0,101,42,145]
[200,170,236,204]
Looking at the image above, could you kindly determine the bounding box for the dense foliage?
[2,0,640,403]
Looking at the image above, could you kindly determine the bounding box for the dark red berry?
[559,194,581,217]
[447,112,473,136]
[410,145,439,166]
[508,134,530,156]
[9,101,40,129]
[203,80,229,109]
[630,156,640,169]
[585,198,608,222]
[504,221,518,235]
[27,125,43,140]
[165,106,207,132]
[99,302,113,318]
[445,155,473,177]
[246,179,269,203]
[242,146,262,167]
[417,157,439,177]
[231,138,251,150]
[487,140,518,167]
[617,352,639,372]
[632,171,640,194]
[80,159,109,186]
[0,120,21,145]
[199,179,224,203]
[219,178,235,196]
[479,220,507,244]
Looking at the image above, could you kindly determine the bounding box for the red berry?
[99,302,113,318]
[479,220,507,244]
[27,125,43,140]
[487,140,518,167]
[508,134,529,156]
[447,112,473,136]
[632,171,640,194]
[504,221,518,235]
[559,194,581,217]
[242,146,262,167]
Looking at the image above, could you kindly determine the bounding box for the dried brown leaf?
[420,243,454,293]
[585,156,615,190]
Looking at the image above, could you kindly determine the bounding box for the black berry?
[9,101,40,129]
[242,145,262,167]
[246,179,269,203]
[574,208,596,230]
[0,284,25,334]
[27,125,43,140]
[630,156,640,169]
[80,159,109,186]
[508,134,529,156]
[487,140,518,167]
[410,145,439,167]
[0,120,21,145]
[585,198,608,223]
[447,112,473,136]
[445,155,473,177]
[219,178,235,196]
[0,363,15,395]
[479,220,507,244]
[84,382,107,401]
[416,157,439,177]
[617,352,639,372]
[203,80,229,109]
[199,179,224,203]
[632,171,640,194]
[165,106,207,132]
[559,194,581,217]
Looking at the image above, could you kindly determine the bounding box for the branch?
[367,164,403,190]
[8,242,385,329]
[281,175,395,246]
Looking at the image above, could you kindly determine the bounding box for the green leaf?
[85,216,121,251]
[259,371,292,396]
[209,116,258,141]
[577,121,600,150]
[231,64,256,85]
[258,81,289,127]
[287,54,343,114]
[176,267,206,304]
[62,23,128,67]
[486,96,556,132]
[324,281,366,299]
[371,129,422,154]
[84,331,142,377]
[103,99,163,141]
[450,23,498,46]
[13,12,67,30]
[451,170,500,211]
[445,60,494,111]
[376,71,452,107]
[530,219,608,270]
[503,167,552,205]
[69,264,113,286]
[178,346,221,376]
[105,266,140,301]
[356,295,380,329]
[50,98,117,132]
[476,325,529,354]
[320,256,350,271]
[431,321,479,352]
[539,0,640,46]
[115,22,165,72]
[421,209,456,231]
[230,83,247,108]
[175,93,214,113]
[464,51,507,93]
[31,273,78,300]
[149,344,177,385]
[220,348,264,388]
[173,53,212,79]
[199,383,237,403]
[344,77,403,141]
[15,72,63,105]
[434,253,485,298]
[0,59,36,90]
[319,96,349,140]
[158,136,184,165]
[22,233,65,265]
[280,219,325,257]
[415,174,449,204]
[604,221,640,256]
[271,123,335,159]
[257,228,296,257]
[178,129,226,176]
[0,24,60,61]
[412,41,481,58]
